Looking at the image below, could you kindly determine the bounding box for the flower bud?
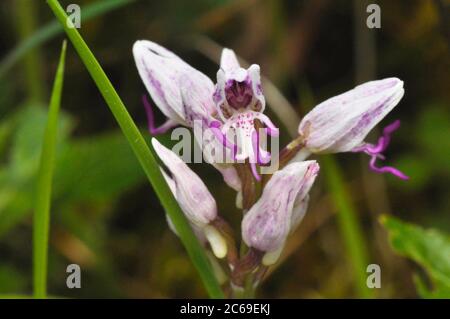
[241,161,319,264]
[297,78,408,180]
[133,40,216,129]
[152,138,217,226]
[152,138,229,259]
[298,78,404,153]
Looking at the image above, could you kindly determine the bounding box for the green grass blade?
[14,0,46,103]
[46,0,224,299]
[33,41,67,299]
[321,155,372,298]
[0,0,134,80]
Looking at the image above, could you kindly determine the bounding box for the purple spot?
[143,60,166,102]
[213,88,222,103]
[225,78,253,110]
[256,83,263,95]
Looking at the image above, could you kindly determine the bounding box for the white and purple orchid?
[212,49,279,172]
[133,39,409,291]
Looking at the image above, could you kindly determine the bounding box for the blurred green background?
[0,0,449,298]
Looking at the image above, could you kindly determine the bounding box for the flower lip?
[352,119,409,180]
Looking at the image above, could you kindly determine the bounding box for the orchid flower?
[133,41,278,182]
[134,40,244,191]
[297,78,408,179]
[212,49,279,180]
[241,161,319,266]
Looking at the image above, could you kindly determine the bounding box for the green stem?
[321,155,372,298]
[33,41,67,299]
[46,0,224,298]
[243,274,255,298]
[15,0,46,103]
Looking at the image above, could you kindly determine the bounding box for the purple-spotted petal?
[298,78,404,153]
[133,40,216,127]
[152,138,217,226]
[241,161,319,253]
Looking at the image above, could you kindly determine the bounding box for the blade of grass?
[0,0,134,80]
[33,41,67,299]
[321,155,372,298]
[46,0,224,298]
[14,0,45,103]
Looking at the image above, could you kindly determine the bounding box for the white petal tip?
[151,137,162,150]
[204,225,227,259]
[262,246,284,266]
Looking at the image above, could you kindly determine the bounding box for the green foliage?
[321,156,372,298]
[393,103,450,190]
[0,106,147,237]
[0,264,27,294]
[54,132,143,202]
[381,215,450,298]
[0,0,135,80]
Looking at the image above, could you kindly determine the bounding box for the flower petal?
[152,138,217,226]
[133,40,216,127]
[290,195,309,234]
[220,48,240,73]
